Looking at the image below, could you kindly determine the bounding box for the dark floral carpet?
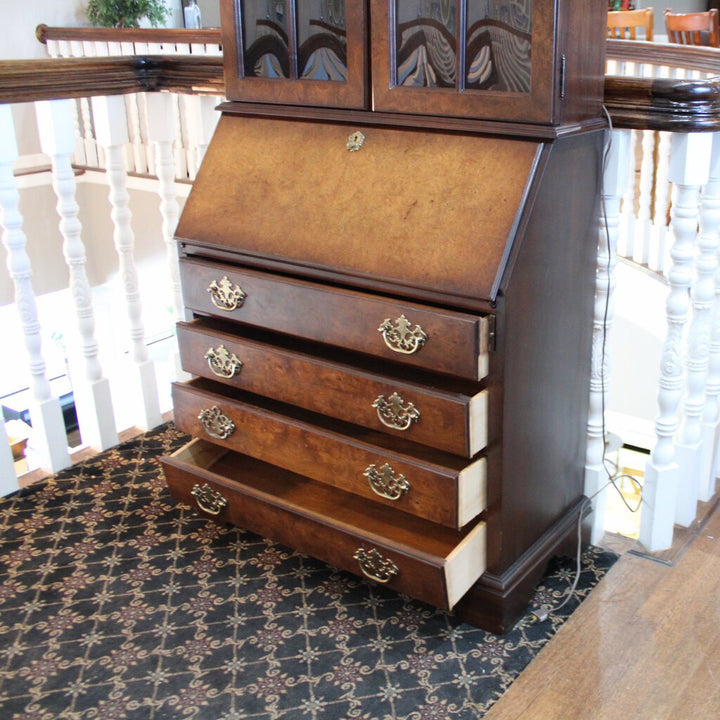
[0,423,617,720]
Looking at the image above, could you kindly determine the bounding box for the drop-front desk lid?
[176,113,544,305]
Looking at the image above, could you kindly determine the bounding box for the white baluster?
[146,93,184,322]
[651,130,672,274]
[0,105,70,475]
[586,128,632,545]
[137,93,155,176]
[45,39,61,58]
[125,95,148,175]
[146,93,187,381]
[35,99,118,452]
[618,129,638,259]
[675,132,716,525]
[640,132,711,550]
[79,41,101,169]
[636,129,656,266]
[701,135,720,502]
[92,96,162,432]
[173,94,189,181]
[183,95,221,177]
[71,99,88,167]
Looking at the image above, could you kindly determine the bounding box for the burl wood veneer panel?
[176,115,541,302]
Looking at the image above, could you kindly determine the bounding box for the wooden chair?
[664,9,720,47]
[607,8,654,41]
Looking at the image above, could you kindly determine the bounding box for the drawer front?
[162,439,487,610]
[172,380,486,529]
[178,321,486,458]
[180,257,490,381]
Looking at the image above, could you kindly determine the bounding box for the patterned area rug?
[0,423,617,720]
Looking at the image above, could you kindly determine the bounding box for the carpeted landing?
[0,423,617,719]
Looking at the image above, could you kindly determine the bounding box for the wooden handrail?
[36,23,222,46]
[5,33,720,133]
[607,37,720,74]
[604,74,720,131]
[0,55,224,104]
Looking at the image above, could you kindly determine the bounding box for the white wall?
[0,2,188,61]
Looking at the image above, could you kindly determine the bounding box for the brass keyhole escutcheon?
[347,131,365,152]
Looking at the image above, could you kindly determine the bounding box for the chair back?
[664,8,720,47]
[607,8,654,41]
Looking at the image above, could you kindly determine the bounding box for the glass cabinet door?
[221,0,367,108]
[371,0,563,123]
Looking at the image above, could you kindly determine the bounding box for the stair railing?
[0,51,223,491]
[590,39,720,550]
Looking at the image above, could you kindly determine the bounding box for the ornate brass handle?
[372,392,420,431]
[207,276,247,312]
[364,463,410,501]
[378,315,428,355]
[353,547,399,583]
[198,405,235,440]
[205,345,243,379]
[347,130,365,152]
[191,483,227,515]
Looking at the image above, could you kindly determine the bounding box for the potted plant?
[86,0,170,28]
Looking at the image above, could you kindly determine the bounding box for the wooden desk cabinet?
[161,0,608,632]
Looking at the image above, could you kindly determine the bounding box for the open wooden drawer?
[172,378,486,530]
[176,324,487,458]
[162,439,487,610]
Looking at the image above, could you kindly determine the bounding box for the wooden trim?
[152,56,225,95]
[604,74,720,131]
[0,57,143,103]
[35,23,222,46]
[0,55,224,104]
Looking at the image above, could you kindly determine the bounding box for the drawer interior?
[163,439,487,608]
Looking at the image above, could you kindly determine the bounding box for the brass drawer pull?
[353,547,398,584]
[346,130,365,152]
[191,483,227,515]
[372,392,420,431]
[205,345,243,379]
[378,315,428,355]
[364,463,410,500]
[207,276,247,312]
[198,405,236,440]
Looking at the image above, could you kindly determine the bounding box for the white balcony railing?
[2,30,720,554]
[588,40,720,550]
[0,31,224,494]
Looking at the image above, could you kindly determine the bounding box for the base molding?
[455,497,588,634]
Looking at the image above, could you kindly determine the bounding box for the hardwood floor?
[486,506,720,719]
